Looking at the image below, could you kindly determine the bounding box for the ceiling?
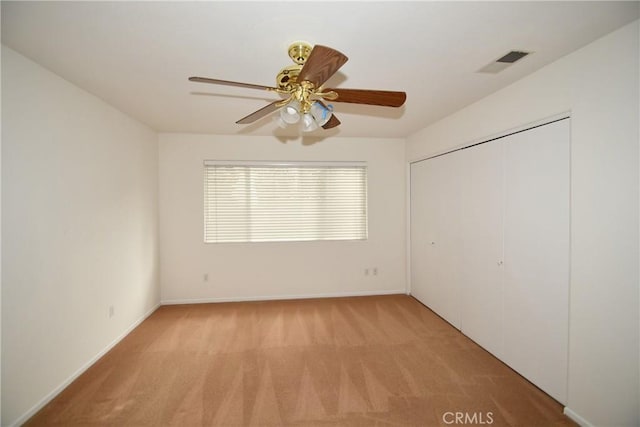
[2,1,638,138]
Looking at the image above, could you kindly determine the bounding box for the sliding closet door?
[457,142,504,358]
[502,119,570,404]
[410,151,465,328]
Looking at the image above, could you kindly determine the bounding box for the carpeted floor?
[26,294,576,426]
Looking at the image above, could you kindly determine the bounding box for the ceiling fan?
[188,42,406,132]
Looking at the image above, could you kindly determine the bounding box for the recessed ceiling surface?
[2,1,638,138]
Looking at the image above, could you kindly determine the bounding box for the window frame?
[203,160,368,244]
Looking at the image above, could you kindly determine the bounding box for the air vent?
[496,50,530,63]
[477,50,532,74]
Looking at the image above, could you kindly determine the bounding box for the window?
[204,161,368,243]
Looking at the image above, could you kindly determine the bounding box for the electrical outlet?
[373,267,378,276]
[203,273,209,282]
[109,305,114,318]
[364,268,369,276]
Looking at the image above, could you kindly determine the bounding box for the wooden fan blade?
[326,88,406,107]
[189,77,277,91]
[236,100,282,124]
[322,114,341,130]
[297,45,348,88]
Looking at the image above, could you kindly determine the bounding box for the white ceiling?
[2,1,638,138]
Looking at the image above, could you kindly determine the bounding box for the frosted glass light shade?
[301,113,319,132]
[310,101,333,127]
[280,100,301,124]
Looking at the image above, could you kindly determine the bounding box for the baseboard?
[564,407,594,427]
[9,302,160,427]
[161,289,406,305]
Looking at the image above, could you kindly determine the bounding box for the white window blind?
[204,161,368,243]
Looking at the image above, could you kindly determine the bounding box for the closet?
[410,118,570,404]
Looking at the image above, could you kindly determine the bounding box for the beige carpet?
[26,294,575,426]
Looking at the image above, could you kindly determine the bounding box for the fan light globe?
[310,101,333,127]
[280,101,301,124]
[301,113,319,132]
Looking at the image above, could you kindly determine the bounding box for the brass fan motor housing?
[276,64,302,92]
[275,42,313,91]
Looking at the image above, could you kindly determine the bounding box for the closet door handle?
[497,260,504,266]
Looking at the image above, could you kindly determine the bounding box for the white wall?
[159,134,406,303]
[0,8,4,421]
[407,21,639,427]
[1,46,160,426]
